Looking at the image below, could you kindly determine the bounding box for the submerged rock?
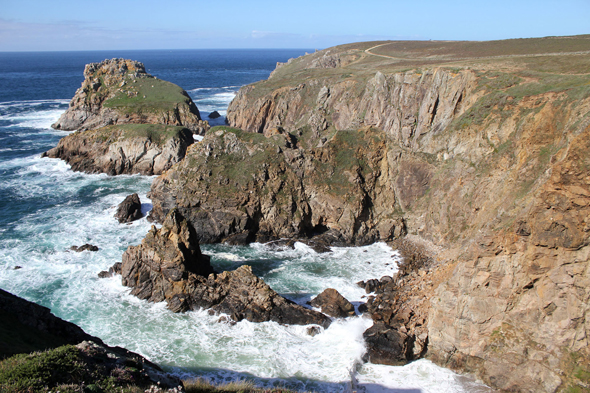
[71,244,99,252]
[120,209,331,327]
[115,193,143,223]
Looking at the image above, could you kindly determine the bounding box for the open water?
[0,50,490,392]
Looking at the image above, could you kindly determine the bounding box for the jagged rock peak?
[83,58,147,79]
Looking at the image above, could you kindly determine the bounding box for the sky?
[0,0,589,51]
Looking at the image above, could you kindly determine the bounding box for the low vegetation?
[103,77,193,115]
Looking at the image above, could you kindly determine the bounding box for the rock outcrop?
[43,124,194,175]
[310,288,355,318]
[121,209,331,327]
[52,58,208,134]
[148,126,406,245]
[146,38,590,391]
[115,193,143,223]
[0,288,182,390]
[44,58,212,176]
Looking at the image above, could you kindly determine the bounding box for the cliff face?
[46,58,211,175]
[43,124,194,175]
[52,58,208,134]
[148,126,405,245]
[148,38,590,392]
[228,68,477,152]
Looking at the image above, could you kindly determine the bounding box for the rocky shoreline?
[38,37,590,392]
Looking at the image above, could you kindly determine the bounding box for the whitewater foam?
[0,99,68,130]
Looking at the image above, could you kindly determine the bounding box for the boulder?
[115,193,142,223]
[363,322,412,366]
[70,244,99,252]
[120,209,331,327]
[310,288,355,318]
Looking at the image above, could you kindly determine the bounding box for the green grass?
[103,76,192,114]
[0,345,159,393]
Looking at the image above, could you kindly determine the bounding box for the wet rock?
[71,244,99,252]
[358,303,369,314]
[310,288,356,318]
[363,322,412,365]
[307,326,322,336]
[208,111,221,119]
[120,209,331,328]
[115,193,142,223]
[98,263,122,279]
[358,278,380,294]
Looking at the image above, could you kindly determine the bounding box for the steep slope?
[43,124,194,175]
[0,288,182,390]
[147,35,590,392]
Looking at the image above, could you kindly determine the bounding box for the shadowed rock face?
[0,289,182,389]
[147,126,407,246]
[120,209,331,328]
[115,193,143,223]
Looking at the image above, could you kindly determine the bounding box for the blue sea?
[0,49,489,392]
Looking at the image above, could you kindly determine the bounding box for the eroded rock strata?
[44,124,194,175]
[146,38,590,391]
[120,209,331,327]
[45,58,211,175]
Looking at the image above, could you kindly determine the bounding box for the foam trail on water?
[0,99,69,130]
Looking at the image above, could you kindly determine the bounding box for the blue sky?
[1,0,589,51]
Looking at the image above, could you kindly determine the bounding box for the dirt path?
[365,42,590,62]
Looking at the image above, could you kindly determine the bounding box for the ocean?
[0,49,489,392]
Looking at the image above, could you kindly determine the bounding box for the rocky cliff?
[147,36,590,392]
[43,124,194,175]
[0,288,182,390]
[52,58,208,134]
